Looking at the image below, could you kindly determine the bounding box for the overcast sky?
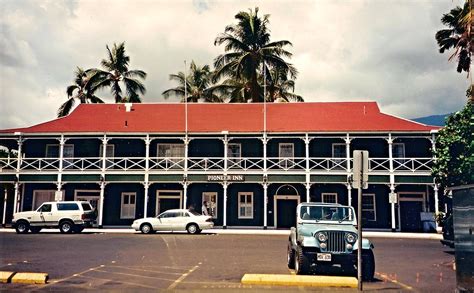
[0,0,469,129]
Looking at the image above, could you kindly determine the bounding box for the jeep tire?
[287,243,295,269]
[362,250,375,281]
[59,220,74,234]
[295,246,310,275]
[15,221,30,234]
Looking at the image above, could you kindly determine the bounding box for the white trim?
[120,192,136,219]
[32,190,56,210]
[202,192,218,219]
[362,193,376,221]
[156,190,182,216]
[273,195,300,228]
[397,191,427,231]
[321,193,338,204]
[238,192,254,219]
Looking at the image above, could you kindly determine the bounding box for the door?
[276,199,298,228]
[156,191,182,215]
[400,201,423,232]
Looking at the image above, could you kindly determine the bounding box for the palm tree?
[436,2,473,75]
[214,7,298,102]
[266,67,303,102]
[57,67,104,117]
[162,61,222,102]
[93,42,147,103]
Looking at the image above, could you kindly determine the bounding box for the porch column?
[388,133,396,232]
[345,134,352,204]
[182,181,188,210]
[263,182,268,229]
[57,135,65,195]
[98,134,108,228]
[2,188,8,227]
[144,135,150,218]
[305,134,310,203]
[434,184,439,229]
[223,182,228,228]
[183,136,189,209]
[13,137,22,213]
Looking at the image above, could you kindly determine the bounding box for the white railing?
[6,156,434,173]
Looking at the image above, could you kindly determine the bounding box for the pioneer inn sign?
[0,102,442,231]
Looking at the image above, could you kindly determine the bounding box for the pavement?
[0,227,443,239]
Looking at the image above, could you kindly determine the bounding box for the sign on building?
[207,175,245,182]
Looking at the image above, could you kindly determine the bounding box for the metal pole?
[357,151,363,291]
[2,188,7,227]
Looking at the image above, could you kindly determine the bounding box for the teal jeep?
[287,203,375,280]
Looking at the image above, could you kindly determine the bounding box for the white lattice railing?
[309,158,348,171]
[188,157,224,171]
[0,157,18,171]
[393,158,434,172]
[149,157,185,171]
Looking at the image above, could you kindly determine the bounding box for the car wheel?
[59,221,74,234]
[287,243,295,269]
[15,221,30,234]
[362,250,375,281]
[295,246,310,275]
[30,227,42,234]
[186,223,199,234]
[140,223,153,234]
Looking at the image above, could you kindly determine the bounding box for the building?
[0,102,442,231]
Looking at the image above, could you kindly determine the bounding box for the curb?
[0,271,48,284]
[241,274,358,288]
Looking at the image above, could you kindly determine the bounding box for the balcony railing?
[0,157,434,173]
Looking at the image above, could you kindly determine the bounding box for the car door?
[37,203,55,225]
[172,211,188,231]
[156,211,174,230]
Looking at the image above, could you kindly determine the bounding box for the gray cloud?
[0,0,469,129]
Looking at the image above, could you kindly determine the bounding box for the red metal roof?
[0,102,440,134]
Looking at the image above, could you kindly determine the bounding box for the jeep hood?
[298,223,357,236]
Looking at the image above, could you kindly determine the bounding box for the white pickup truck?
[12,201,97,234]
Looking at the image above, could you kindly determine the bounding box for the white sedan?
[132,209,214,234]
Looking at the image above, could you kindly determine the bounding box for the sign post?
[352,150,369,291]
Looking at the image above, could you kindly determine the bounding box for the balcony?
[0,156,434,175]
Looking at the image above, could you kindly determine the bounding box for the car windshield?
[299,206,353,222]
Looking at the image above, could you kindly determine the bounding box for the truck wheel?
[30,227,42,234]
[140,223,153,234]
[287,243,295,269]
[15,221,30,234]
[362,250,375,281]
[59,221,74,234]
[186,223,199,234]
[295,246,310,275]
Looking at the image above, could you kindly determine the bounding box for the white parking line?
[167,264,200,290]
[107,265,184,275]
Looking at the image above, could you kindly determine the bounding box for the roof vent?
[125,103,133,112]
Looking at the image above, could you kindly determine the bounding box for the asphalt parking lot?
[0,232,455,291]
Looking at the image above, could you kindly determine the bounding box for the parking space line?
[375,272,415,291]
[93,269,177,282]
[167,264,200,290]
[74,273,157,289]
[32,264,105,291]
[107,265,185,275]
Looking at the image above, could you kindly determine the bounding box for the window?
[238,192,253,219]
[157,144,185,169]
[322,193,338,204]
[37,204,52,213]
[99,144,115,169]
[57,203,79,211]
[202,192,218,219]
[332,143,346,169]
[121,192,136,219]
[362,194,376,221]
[279,143,294,168]
[33,190,55,210]
[46,144,74,169]
[392,143,405,158]
[81,203,93,211]
[227,143,241,168]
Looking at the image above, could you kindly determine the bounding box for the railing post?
[13,136,22,213]
[305,134,311,203]
[144,134,150,218]
[388,133,396,232]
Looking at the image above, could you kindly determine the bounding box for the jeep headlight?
[345,233,356,244]
[317,232,327,242]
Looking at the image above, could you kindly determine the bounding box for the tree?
[57,67,104,117]
[435,2,473,76]
[214,7,298,102]
[266,67,303,102]
[93,42,147,103]
[162,61,222,102]
[432,100,474,188]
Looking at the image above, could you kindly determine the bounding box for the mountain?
[412,114,451,126]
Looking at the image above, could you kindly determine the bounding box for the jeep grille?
[326,231,345,253]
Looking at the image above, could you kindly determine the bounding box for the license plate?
[317,253,332,262]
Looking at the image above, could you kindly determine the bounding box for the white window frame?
[32,190,56,210]
[202,192,218,219]
[227,143,242,167]
[238,192,254,219]
[46,144,74,158]
[99,144,115,169]
[362,193,376,221]
[279,143,294,169]
[321,193,338,204]
[120,192,137,219]
[157,143,185,169]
